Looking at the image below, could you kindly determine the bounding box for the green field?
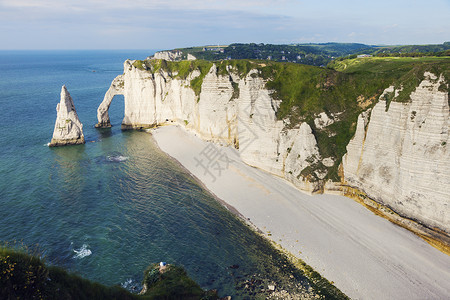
[160,42,450,67]
[330,56,450,73]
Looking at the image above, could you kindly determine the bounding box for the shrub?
[142,263,217,299]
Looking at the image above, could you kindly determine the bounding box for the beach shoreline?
[148,130,345,298]
[150,124,450,299]
[149,130,262,233]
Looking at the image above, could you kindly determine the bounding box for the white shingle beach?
[152,125,450,300]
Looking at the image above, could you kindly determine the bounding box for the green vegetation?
[329,42,450,60]
[142,263,218,299]
[268,239,349,300]
[369,42,450,57]
[174,42,375,67]
[1,239,349,299]
[249,56,447,180]
[171,42,449,67]
[132,54,449,182]
[216,59,255,77]
[134,59,214,97]
[231,81,239,99]
[329,56,450,101]
[1,244,219,300]
[1,245,136,299]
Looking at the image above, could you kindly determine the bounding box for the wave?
[73,244,92,259]
[121,278,134,289]
[121,278,141,292]
[106,155,129,162]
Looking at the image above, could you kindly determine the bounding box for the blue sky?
[0,0,449,49]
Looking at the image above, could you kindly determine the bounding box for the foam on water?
[121,278,141,292]
[106,155,129,162]
[73,244,92,259]
[0,51,313,298]
[121,278,133,288]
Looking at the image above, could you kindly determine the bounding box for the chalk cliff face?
[97,60,325,192]
[152,51,183,61]
[96,75,124,128]
[97,61,449,233]
[343,72,449,233]
[49,86,85,147]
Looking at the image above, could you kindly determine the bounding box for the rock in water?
[49,85,85,147]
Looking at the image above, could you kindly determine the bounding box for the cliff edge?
[343,72,449,236]
[96,57,449,239]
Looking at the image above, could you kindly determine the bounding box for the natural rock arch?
[95,75,124,128]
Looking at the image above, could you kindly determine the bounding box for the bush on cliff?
[142,263,218,299]
[0,245,136,299]
[1,245,217,299]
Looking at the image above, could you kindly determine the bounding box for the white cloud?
[0,0,448,49]
[0,0,296,12]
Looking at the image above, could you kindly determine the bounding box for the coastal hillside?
[95,56,449,243]
[0,245,220,299]
[151,42,450,66]
[162,42,375,66]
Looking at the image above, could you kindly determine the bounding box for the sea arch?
[95,75,124,128]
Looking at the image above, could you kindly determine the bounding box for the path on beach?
[152,125,450,299]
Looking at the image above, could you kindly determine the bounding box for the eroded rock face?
[96,61,324,193]
[152,50,183,61]
[95,75,124,128]
[96,62,449,232]
[343,73,449,233]
[49,86,85,147]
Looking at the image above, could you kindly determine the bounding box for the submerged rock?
[49,85,85,147]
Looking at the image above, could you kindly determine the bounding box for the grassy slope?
[290,57,449,180]
[1,245,219,300]
[330,56,450,103]
[1,246,137,300]
[2,234,348,299]
[142,263,217,299]
[163,42,449,66]
[369,43,450,55]
[132,56,449,181]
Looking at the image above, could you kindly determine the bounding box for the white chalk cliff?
[343,72,449,234]
[96,61,449,235]
[96,75,124,128]
[97,61,325,193]
[151,50,183,61]
[50,85,85,147]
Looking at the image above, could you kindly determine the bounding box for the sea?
[0,50,310,297]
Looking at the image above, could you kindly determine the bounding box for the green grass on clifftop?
[329,56,449,102]
[131,56,449,181]
[268,56,449,180]
[133,59,214,97]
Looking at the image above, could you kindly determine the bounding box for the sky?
[0,0,449,50]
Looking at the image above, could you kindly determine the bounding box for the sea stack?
[49,85,85,147]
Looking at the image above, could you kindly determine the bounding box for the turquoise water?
[0,50,310,297]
